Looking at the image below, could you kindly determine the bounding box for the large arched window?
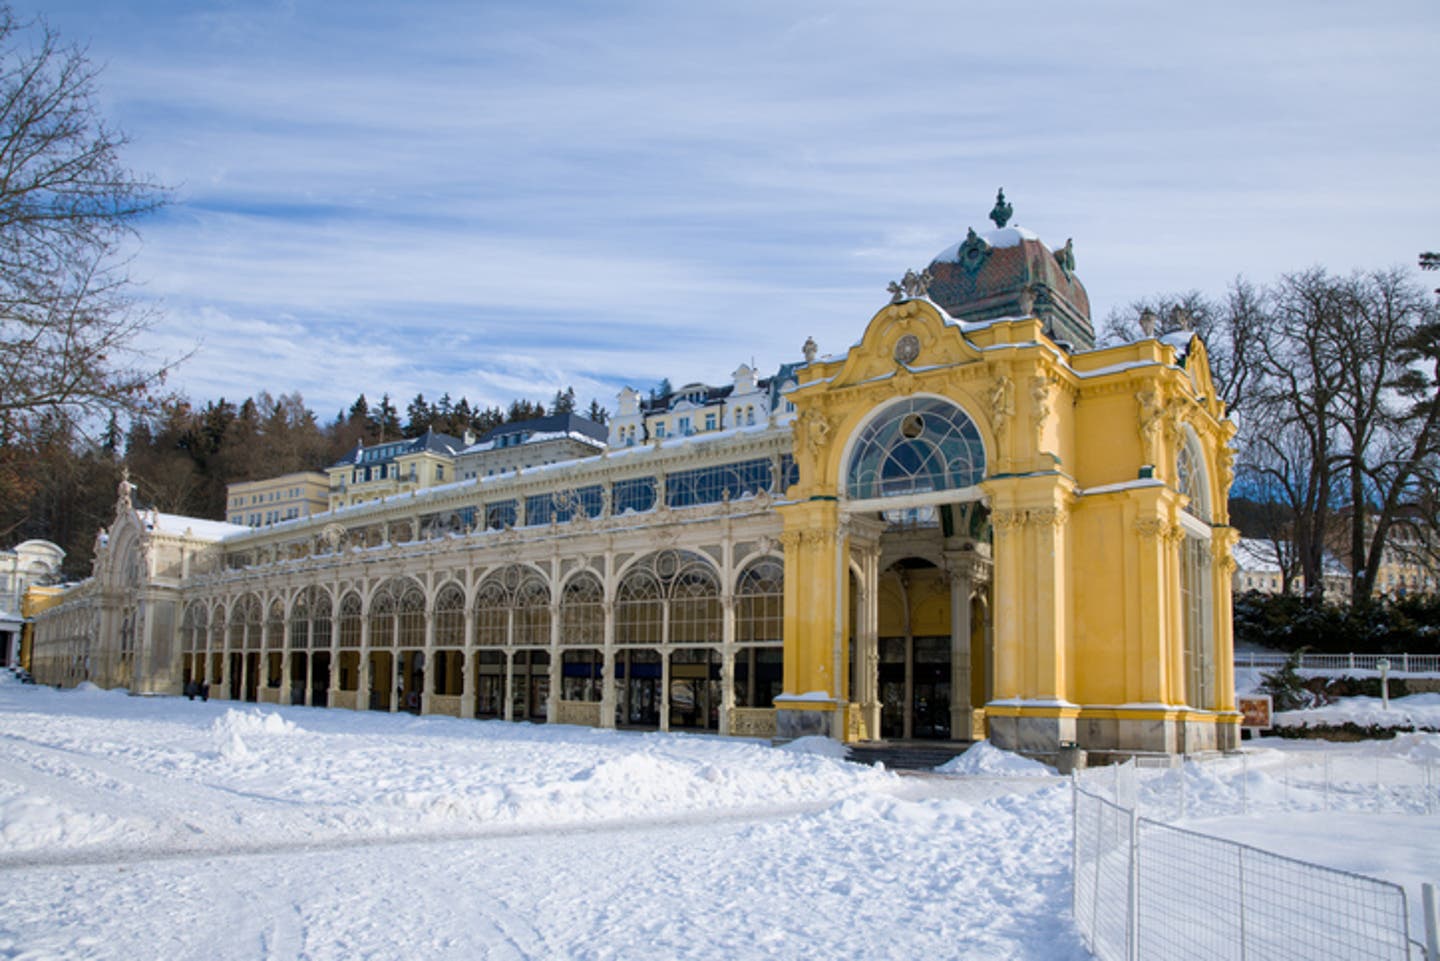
[1176,427,1215,709]
[473,566,551,648]
[560,572,604,647]
[289,586,332,650]
[1175,427,1211,522]
[846,397,985,500]
[229,594,262,651]
[434,583,466,648]
[735,557,783,644]
[615,551,720,647]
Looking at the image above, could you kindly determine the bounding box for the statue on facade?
[802,336,818,363]
[1054,238,1075,273]
[116,469,135,513]
[889,268,932,302]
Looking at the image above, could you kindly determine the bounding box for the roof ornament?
[989,188,1013,228]
[957,227,993,273]
[888,267,933,303]
[117,468,135,513]
[1139,309,1158,338]
[1054,238,1075,273]
[1170,306,1194,331]
[802,336,818,363]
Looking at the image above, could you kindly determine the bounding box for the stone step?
[846,741,974,772]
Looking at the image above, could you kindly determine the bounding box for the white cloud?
[30,0,1440,425]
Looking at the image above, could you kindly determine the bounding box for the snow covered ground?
[1,676,1434,960]
[0,678,1085,961]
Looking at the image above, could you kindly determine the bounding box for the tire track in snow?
[0,799,841,872]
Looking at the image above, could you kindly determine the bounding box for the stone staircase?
[845,741,974,772]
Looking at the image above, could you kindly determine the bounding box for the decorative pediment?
[817,299,983,394]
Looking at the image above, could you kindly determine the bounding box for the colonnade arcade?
[179,549,787,736]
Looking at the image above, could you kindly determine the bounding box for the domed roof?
[924,190,1094,349]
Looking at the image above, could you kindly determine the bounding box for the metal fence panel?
[1072,783,1414,961]
[1136,818,1411,961]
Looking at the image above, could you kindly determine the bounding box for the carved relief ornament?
[989,375,1015,439]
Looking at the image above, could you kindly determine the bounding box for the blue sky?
[32,0,1440,420]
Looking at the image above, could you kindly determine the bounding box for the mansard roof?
[330,428,466,468]
[472,413,607,449]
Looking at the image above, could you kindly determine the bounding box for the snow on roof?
[930,225,1041,263]
[146,513,250,541]
[1160,331,1194,358]
[1233,538,1284,573]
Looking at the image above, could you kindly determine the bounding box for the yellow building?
[19,585,68,672]
[326,430,465,510]
[30,196,1239,759]
[227,471,330,527]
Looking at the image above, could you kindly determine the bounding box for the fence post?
[1424,882,1438,961]
[1404,653,1410,673]
[1128,808,1140,961]
[1348,653,1355,671]
[1071,773,1079,922]
[1237,846,1248,961]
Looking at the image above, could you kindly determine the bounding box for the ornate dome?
[924,190,1094,349]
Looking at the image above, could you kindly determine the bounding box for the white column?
[421,596,436,716]
[659,649,671,733]
[720,593,735,736]
[502,650,515,722]
[459,606,476,717]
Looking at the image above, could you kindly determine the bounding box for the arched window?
[615,551,720,647]
[1175,428,1211,522]
[735,557,783,644]
[434,583,466,648]
[337,593,362,648]
[265,600,285,648]
[472,566,551,648]
[846,397,985,500]
[182,604,207,653]
[1176,428,1215,709]
[289,586,332,650]
[560,572,604,647]
[229,595,262,650]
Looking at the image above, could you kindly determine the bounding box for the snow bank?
[936,741,1054,777]
[210,707,298,737]
[1276,692,1440,729]
[0,791,136,851]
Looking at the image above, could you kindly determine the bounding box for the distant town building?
[227,472,331,527]
[0,540,64,667]
[456,414,607,481]
[609,363,801,447]
[327,429,466,510]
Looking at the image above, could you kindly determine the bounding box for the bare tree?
[0,6,169,445]
[1098,279,1262,414]
[1241,267,1438,604]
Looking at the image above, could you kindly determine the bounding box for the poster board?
[1238,694,1273,734]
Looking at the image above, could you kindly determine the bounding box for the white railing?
[1084,751,1439,821]
[1073,777,1417,961]
[1237,652,1440,674]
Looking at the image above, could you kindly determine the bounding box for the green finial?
[989,188,1013,228]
